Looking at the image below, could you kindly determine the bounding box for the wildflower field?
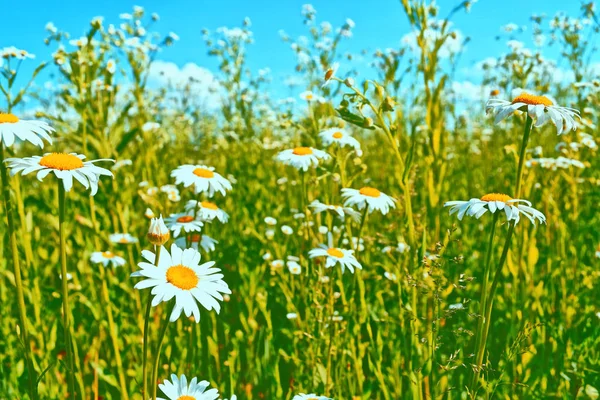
[1,1,600,399]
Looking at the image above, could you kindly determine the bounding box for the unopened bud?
[147,215,170,245]
[344,77,354,87]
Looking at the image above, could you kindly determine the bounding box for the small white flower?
[109,233,138,244]
[185,200,229,223]
[384,271,397,281]
[310,199,362,222]
[341,187,396,215]
[322,62,339,87]
[145,208,155,219]
[175,234,218,253]
[287,261,302,275]
[165,213,204,238]
[276,147,330,171]
[265,229,275,239]
[293,394,331,400]
[142,122,160,132]
[286,312,298,320]
[486,89,580,135]
[444,193,546,225]
[90,251,126,268]
[319,127,361,153]
[309,234,362,274]
[171,165,232,197]
[281,225,294,235]
[6,152,113,195]
[271,259,284,269]
[156,374,219,400]
[264,216,277,225]
[0,113,54,148]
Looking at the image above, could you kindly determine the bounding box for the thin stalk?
[150,305,172,400]
[142,245,162,399]
[354,207,369,253]
[469,213,499,392]
[515,115,533,199]
[58,183,76,397]
[0,143,37,399]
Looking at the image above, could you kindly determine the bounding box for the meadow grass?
[1,2,600,399]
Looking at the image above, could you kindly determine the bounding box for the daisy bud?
[364,117,374,128]
[344,77,354,87]
[147,215,170,245]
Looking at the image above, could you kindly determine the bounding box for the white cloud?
[148,60,221,109]
[451,81,490,102]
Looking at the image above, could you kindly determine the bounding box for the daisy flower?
[341,187,396,215]
[157,374,219,400]
[131,243,231,322]
[147,215,170,246]
[444,193,546,225]
[6,153,113,195]
[309,234,362,274]
[185,200,229,223]
[90,251,126,268]
[171,165,232,197]
[310,200,362,222]
[175,234,218,253]
[322,62,339,87]
[319,127,361,153]
[165,212,204,238]
[287,261,302,275]
[300,90,316,101]
[486,89,580,135]
[276,147,330,171]
[109,233,138,244]
[293,394,331,400]
[0,112,55,148]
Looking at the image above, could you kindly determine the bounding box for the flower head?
[444,193,546,225]
[486,89,580,135]
[165,212,204,238]
[341,187,396,215]
[171,165,232,197]
[0,113,54,148]
[309,200,362,223]
[319,128,361,153]
[109,233,138,244]
[131,244,231,322]
[90,251,126,268]
[6,153,113,195]
[157,374,219,400]
[322,62,339,87]
[185,200,229,223]
[276,147,330,171]
[147,215,170,245]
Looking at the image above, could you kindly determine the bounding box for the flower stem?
[469,212,499,392]
[142,245,162,399]
[150,304,172,400]
[0,143,37,400]
[515,115,533,199]
[58,183,76,397]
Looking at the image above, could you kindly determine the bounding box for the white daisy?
[165,213,204,238]
[309,235,362,274]
[341,187,396,215]
[131,243,231,322]
[157,374,219,400]
[322,62,339,87]
[185,200,229,223]
[6,153,113,195]
[444,193,546,225]
[0,112,54,148]
[276,147,330,171]
[171,164,232,197]
[293,394,331,400]
[486,89,580,135]
[147,215,170,246]
[109,233,138,244]
[309,200,362,222]
[264,217,277,225]
[175,234,218,253]
[319,128,361,153]
[90,251,126,268]
[287,261,302,275]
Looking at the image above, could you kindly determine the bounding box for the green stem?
[469,213,499,392]
[515,115,533,199]
[58,183,76,397]
[354,207,369,253]
[0,143,37,399]
[150,304,172,400]
[142,245,162,399]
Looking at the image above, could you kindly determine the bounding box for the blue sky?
[1,0,588,103]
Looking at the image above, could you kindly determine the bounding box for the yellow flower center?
[293,147,313,156]
[305,93,314,100]
[193,167,214,178]
[177,397,196,400]
[332,131,343,139]
[39,153,84,171]
[327,248,344,258]
[511,92,553,106]
[166,265,199,290]
[0,113,19,123]
[101,251,115,259]
[119,237,130,244]
[176,215,195,223]
[480,193,513,202]
[490,89,500,96]
[201,201,218,210]
[190,234,202,243]
[359,187,381,198]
